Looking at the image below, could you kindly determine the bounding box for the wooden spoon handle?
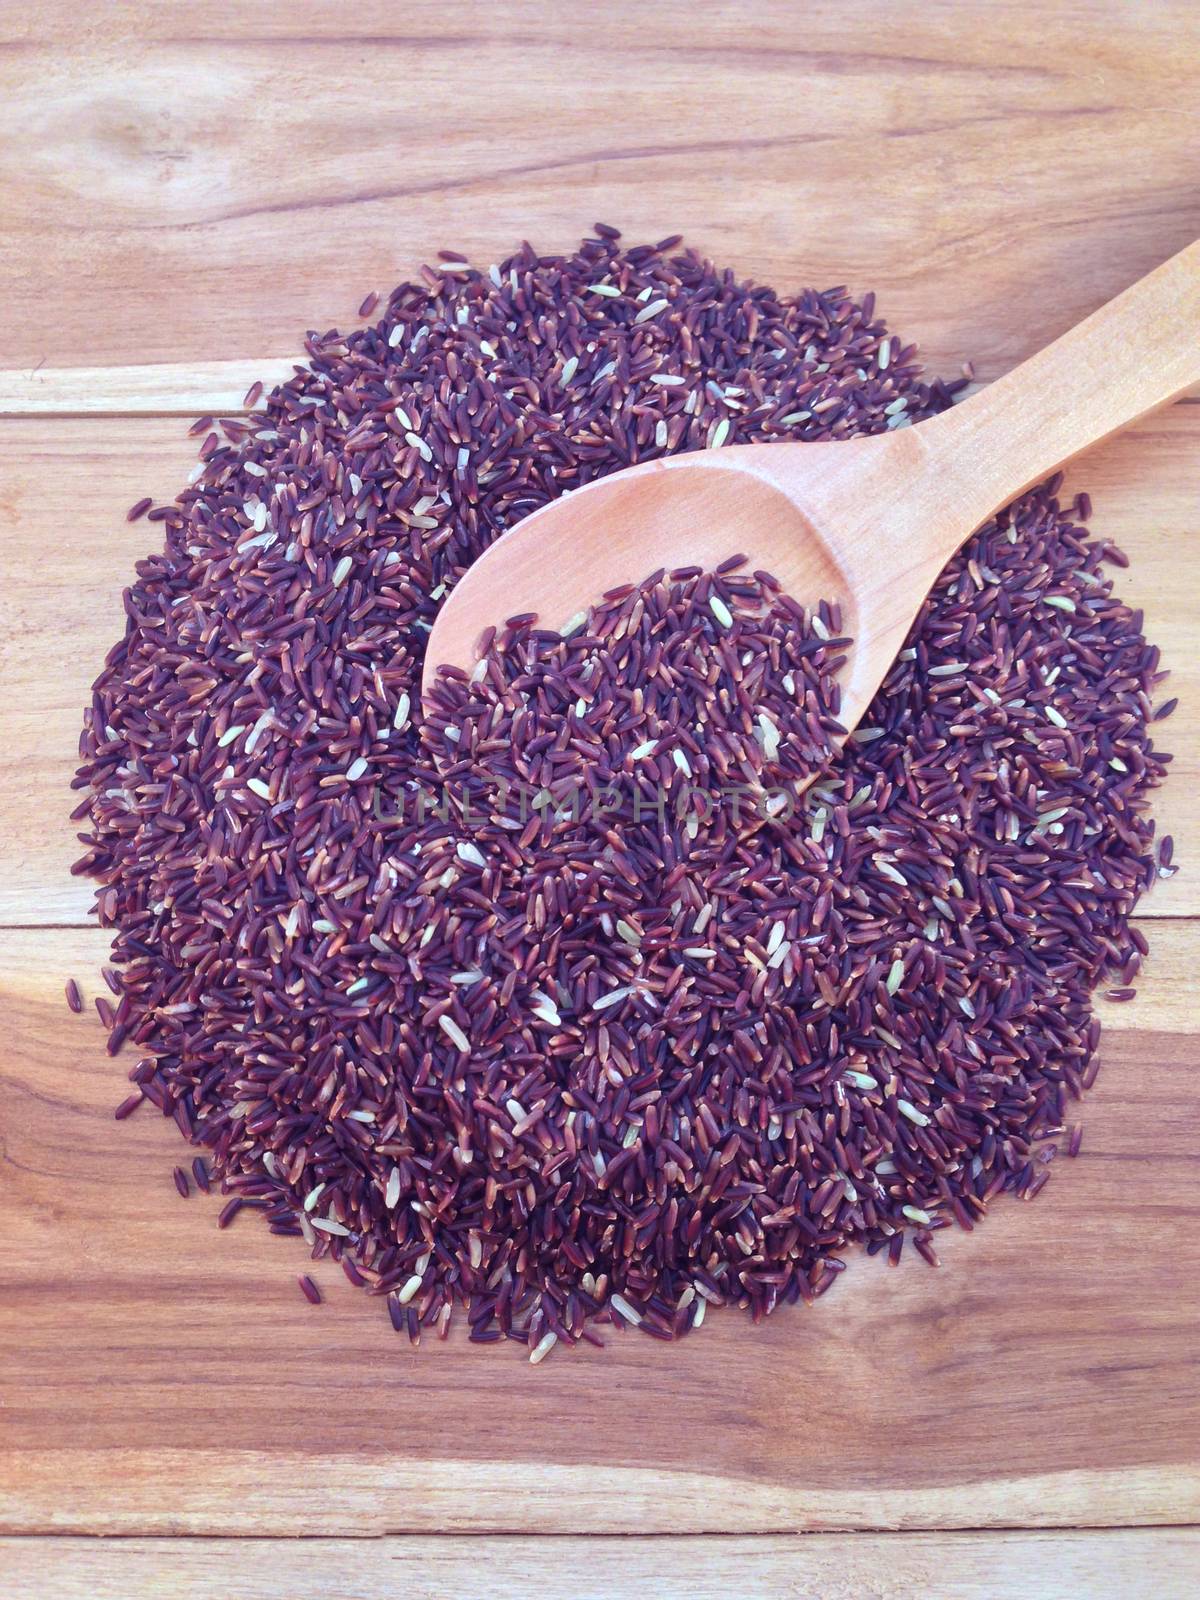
[920,239,1200,539]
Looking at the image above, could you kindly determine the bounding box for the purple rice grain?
[126,496,153,523]
[298,1274,322,1305]
[173,1166,190,1199]
[64,979,83,1014]
[72,228,1173,1354]
[914,1235,940,1269]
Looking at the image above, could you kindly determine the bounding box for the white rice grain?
[437,1014,471,1052]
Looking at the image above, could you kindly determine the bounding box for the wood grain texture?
[0,409,1192,926]
[0,360,300,417]
[1,1,1199,388]
[3,1530,1199,1600]
[0,0,1197,1566]
[1,924,1197,1534]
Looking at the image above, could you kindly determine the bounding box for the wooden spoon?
[423,241,1199,727]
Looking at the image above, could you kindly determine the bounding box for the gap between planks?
[0,1529,1197,1600]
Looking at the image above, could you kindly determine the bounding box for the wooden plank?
[0,409,1191,927]
[0,2,1198,391]
[43,913,1200,1042]
[0,360,1193,422]
[1,923,1197,1535]
[2,1530,1198,1600]
[0,360,300,417]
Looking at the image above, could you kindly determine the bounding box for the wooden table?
[2,3,1198,1594]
